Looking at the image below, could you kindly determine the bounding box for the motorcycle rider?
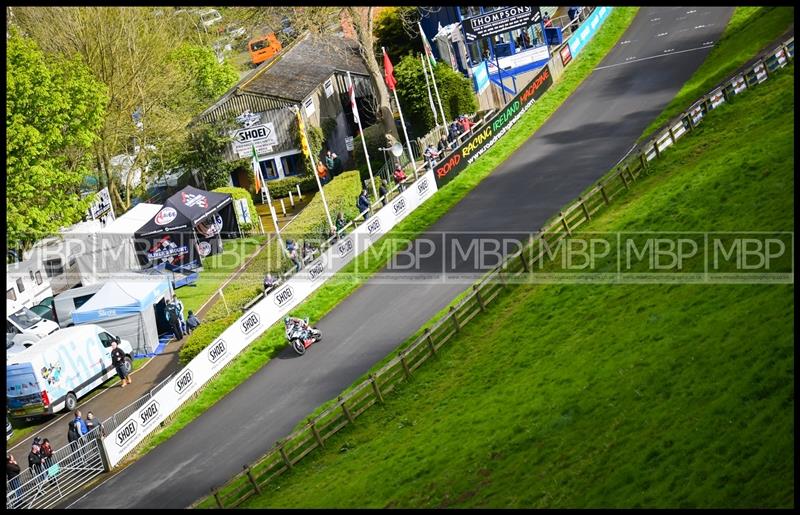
[284,315,310,338]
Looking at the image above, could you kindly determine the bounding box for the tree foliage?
[6,30,108,250]
[394,55,478,137]
[373,7,422,60]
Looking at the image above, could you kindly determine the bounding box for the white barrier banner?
[105,170,438,466]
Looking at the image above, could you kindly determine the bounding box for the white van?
[6,325,134,419]
[6,300,60,349]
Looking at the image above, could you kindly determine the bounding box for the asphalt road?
[70,7,733,508]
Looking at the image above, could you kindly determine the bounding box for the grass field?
[130,8,640,458]
[235,63,794,509]
[639,6,794,142]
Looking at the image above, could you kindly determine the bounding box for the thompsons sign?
[434,64,553,188]
[462,6,542,42]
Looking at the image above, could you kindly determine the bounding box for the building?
[419,6,555,98]
[195,32,379,193]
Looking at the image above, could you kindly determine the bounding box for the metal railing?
[194,34,795,510]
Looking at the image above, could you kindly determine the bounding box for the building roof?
[240,33,368,102]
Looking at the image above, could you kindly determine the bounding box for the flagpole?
[383,47,418,179]
[421,53,442,134]
[348,71,379,201]
[419,22,449,133]
[252,145,286,257]
[295,105,333,229]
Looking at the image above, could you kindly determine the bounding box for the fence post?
[474,284,486,311]
[619,169,630,190]
[399,351,412,378]
[668,125,676,144]
[296,184,303,200]
[244,465,261,495]
[213,488,224,509]
[579,196,591,221]
[449,306,460,333]
[519,250,530,273]
[653,140,661,159]
[340,396,355,424]
[560,211,571,236]
[311,422,325,448]
[425,328,437,355]
[686,112,695,131]
[599,183,610,205]
[279,198,287,216]
[370,374,384,404]
[639,152,648,171]
[277,441,293,469]
[288,190,295,207]
[219,289,229,315]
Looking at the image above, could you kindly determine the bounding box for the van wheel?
[65,393,78,412]
[123,356,133,374]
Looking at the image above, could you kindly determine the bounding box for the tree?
[394,54,478,137]
[6,30,108,250]
[373,7,422,60]
[170,43,240,113]
[12,7,238,213]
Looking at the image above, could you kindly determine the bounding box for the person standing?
[316,161,329,184]
[110,341,131,387]
[393,165,407,192]
[324,150,335,176]
[85,411,103,437]
[27,443,43,483]
[174,297,187,336]
[356,189,370,219]
[66,421,81,462]
[379,179,389,206]
[7,453,21,506]
[167,301,183,341]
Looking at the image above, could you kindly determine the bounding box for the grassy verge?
[129,7,640,459]
[235,63,794,509]
[638,6,794,142]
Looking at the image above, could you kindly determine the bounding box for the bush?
[212,186,259,232]
[266,175,319,198]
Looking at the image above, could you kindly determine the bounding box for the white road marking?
[663,48,675,53]
[594,45,714,71]
[657,32,668,37]
[650,17,661,22]
[686,9,697,14]
[676,15,687,21]
[694,25,706,30]
[620,40,631,45]
[625,56,637,61]
[703,40,715,46]
[615,143,638,167]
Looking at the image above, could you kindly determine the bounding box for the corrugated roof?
[240,33,368,102]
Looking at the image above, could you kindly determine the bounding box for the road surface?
[71,7,734,508]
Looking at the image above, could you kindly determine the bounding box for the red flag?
[383,48,397,91]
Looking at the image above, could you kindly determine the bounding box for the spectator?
[7,454,21,505]
[331,152,343,177]
[543,11,553,28]
[302,240,315,262]
[263,273,279,294]
[393,164,407,192]
[73,410,89,437]
[424,145,440,169]
[356,189,370,219]
[325,224,338,242]
[85,411,103,437]
[40,438,54,468]
[438,137,449,154]
[459,115,473,134]
[523,31,531,48]
[316,161,329,184]
[324,150,335,174]
[335,212,347,233]
[67,421,81,454]
[187,311,201,333]
[27,443,43,482]
[379,179,389,206]
[111,340,132,387]
[174,297,187,336]
[167,300,183,341]
[286,240,302,272]
[568,6,579,22]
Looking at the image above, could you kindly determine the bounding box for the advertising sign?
[87,187,116,224]
[567,6,612,58]
[233,123,278,159]
[434,64,553,188]
[471,62,490,94]
[462,6,541,43]
[559,44,573,67]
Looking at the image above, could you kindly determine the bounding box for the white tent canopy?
[76,203,162,286]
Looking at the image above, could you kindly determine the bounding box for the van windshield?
[9,308,42,330]
[251,39,270,51]
[7,363,39,398]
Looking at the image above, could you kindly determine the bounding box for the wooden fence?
[192,35,794,509]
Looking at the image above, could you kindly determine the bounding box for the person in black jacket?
[27,444,43,483]
[7,454,21,506]
[111,340,131,387]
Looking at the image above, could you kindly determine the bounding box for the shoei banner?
[434,64,553,189]
[104,170,438,467]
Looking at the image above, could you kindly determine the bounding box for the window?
[74,294,95,310]
[259,159,279,180]
[44,258,64,277]
[16,278,24,293]
[280,153,303,177]
[7,321,19,335]
[29,271,34,281]
[35,271,43,285]
[7,288,16,302]
[98,332,115,348]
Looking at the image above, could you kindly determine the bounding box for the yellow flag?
[296,110,311,159]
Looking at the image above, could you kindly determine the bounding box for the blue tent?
[71,278,172,355]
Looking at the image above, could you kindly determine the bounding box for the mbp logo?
[274,286,294,308]
[367,217,382,235]
[338,238,353,257]
[417,178,430,196]
[308,260,325,281]
[115,420,138,447]
[138,400,160,428]
[207,339,227,364]
[393,198,407,217]
[174,369,194,396]
[240,312,261,334]
[181,192,208,209]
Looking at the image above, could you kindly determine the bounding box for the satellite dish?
[390,143,404,157]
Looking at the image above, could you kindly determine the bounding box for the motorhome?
[6,325,134,419]
[6,259,53,309]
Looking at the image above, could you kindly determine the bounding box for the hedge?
[265,175,318,199]
[211,186,259,232]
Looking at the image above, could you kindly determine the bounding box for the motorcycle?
[285,318,322,355]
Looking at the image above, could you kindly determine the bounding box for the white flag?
[348,72,360,126]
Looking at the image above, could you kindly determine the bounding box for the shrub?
[265,175,319,198]
[212,186,259,232]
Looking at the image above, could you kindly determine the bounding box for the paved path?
[70,7,734,508]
